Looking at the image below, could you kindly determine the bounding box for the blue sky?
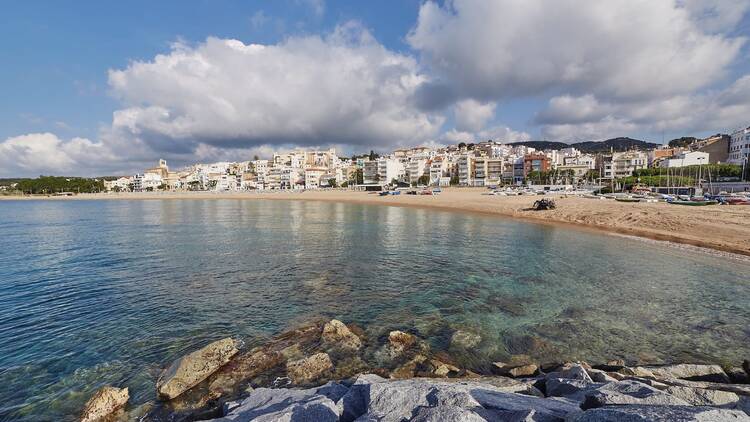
[1,0,749,176]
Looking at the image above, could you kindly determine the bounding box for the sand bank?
[4,188,750,256]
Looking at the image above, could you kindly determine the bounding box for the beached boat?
[615,197,641,203]
[668,199,718,206]
[379,191,390,196]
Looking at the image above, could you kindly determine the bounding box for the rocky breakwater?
[78,318,750,421]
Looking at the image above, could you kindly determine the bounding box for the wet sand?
[4,188,750,256]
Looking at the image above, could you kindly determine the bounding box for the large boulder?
[321,319,362,352]
[286,352,334,385]
[492,362,539,378]
[581,380,690,409]
[571,405,750,421]
[410,405,486,422]
[631,363,731,383]
[545,363,593,383]
[157,338,239,400]
[545,378,603,402]
[80,386,129,422]
[338,376,579,422]
[665,385,741,407]
[209,382,348,421]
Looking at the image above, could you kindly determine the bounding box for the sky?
[1,0,749,177]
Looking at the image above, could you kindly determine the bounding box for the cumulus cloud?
[408,0,746,106]
[539,74,750,140]
[107,22,443,154]
[441,125,531,144]
[453,99,496,132]
[0,133,116,177]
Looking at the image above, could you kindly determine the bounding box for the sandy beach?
[4,188,750,257]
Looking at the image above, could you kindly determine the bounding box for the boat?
[379,191,390,196]
[615,197,641,203]
[668,199,718,206]
[390,190,401,195]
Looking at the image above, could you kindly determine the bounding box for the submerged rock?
[450,330,482,349]
[157,337,239,400]
[80,386,129,422]
[387,330,417,357]
[286,352,334,385]
[321,319,362,352]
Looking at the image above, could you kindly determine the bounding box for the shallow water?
[0,199,748,421]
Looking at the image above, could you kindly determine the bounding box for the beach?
[5,188,750,257]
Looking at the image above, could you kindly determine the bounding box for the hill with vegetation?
[509,137,660,153]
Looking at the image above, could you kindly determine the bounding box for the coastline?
[4,188,750,257]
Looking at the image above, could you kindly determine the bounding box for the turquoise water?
[0,199,748,421]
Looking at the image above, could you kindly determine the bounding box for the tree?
[418,175,430,186]
[253,155,260,161]
[328,178,337,188]
[369,150,377,160]
[450,175,459,186]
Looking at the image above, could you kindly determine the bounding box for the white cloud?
[107,23,443,153]
[0,133,116,177]
[408,0,746,105]
[297,0,325,17]
[539,74,750,140]
[441,125,531,144]
[453,99,496,132]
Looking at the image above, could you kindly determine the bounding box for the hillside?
[509,137,659,153]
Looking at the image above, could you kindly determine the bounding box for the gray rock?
[210,382,348,421]
[157,338,238,400]
[338,376,579,422]
[581,380,690,409]
[545,378,603,402]
[665,385,741,407]
[588,369,618,383]
[570,405,750,421]
[655,378,750,396]
[410,405,487,422]
[631,364,731,383]
[493,362,539,378]
[483,408,563,421]
[545,363,592,383]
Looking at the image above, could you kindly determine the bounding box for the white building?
[729,126,750,165]
[103,176,132,191]
[660,151,710,168]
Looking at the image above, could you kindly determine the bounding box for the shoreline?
[4,188,750,257]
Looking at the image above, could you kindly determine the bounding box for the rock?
[545,363,592,383]
[450,330,482,349]
[286,352,334,385]
[431,359,461,377]
[728,367,750,384]
[744,359,750,376]
[607,359,625,367]
[322,319,362,351]
[492,362,539,378]
[655,377,750,396]
[571,405,750,421]
[387,330,416,357]
[581,380,690,409]
[545,378,603,402]
[157,337,239,400]
[411,405,486,422]
[80,386,129,422]
[390,354,427,379]
[665,385,741,406]
[588,368,618,383]
[632,363,731,383]
[337,375,579,422]
[209,382,348,421]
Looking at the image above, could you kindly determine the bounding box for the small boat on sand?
[668,199,718,206]
[615,197,641,203]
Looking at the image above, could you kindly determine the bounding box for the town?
[102,126,750,194]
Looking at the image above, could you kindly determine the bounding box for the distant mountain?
[668,137,698,148]
[509,137,659,153]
